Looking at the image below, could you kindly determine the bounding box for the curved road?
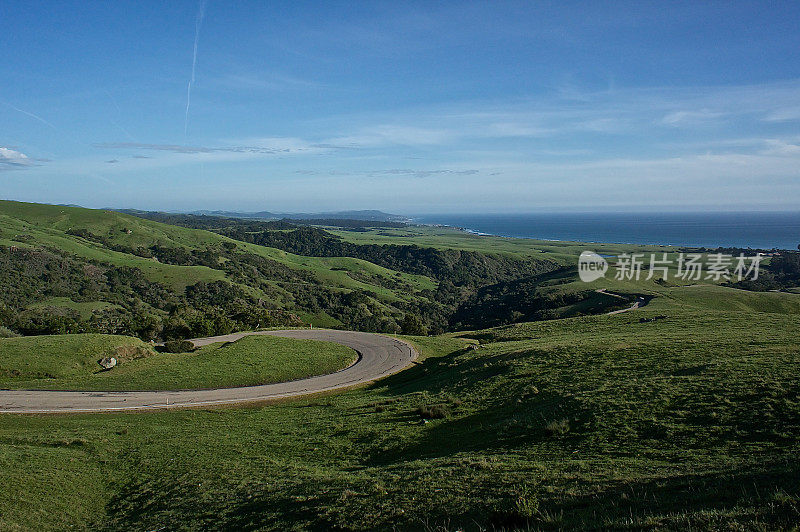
[0,329,417,414]
[596,289,648,315]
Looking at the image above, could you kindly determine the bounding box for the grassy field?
[27,297,123,319]
[0,334,356,391]
[0,334,154,385]
[329,224,679,264]
[1,301,798,530]
[1,201,799,529]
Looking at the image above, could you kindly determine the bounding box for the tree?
[401,313,427,336]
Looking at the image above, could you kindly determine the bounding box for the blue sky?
[2,1,799,213]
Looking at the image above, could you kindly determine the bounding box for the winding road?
[0,329,418,414]
[596,289,648,315]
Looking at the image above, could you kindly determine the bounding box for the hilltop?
[117,208,409,222]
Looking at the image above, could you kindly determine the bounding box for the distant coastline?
[413,212,800,250]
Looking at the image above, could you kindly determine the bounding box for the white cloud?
[763,106,800,122]
[483,122,552,137]
[0,147,35,170]
[294,168,481,178]
[762,139,800,155]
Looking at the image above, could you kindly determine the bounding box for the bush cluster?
[161,340,195,353]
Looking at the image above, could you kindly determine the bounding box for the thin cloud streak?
[211,72,323,92]
[1,101,58,130]
[94,140,324,155]
[184,0,207,137]
[294,168,481,178]
[104,90,137,142]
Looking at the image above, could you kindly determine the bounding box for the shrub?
[162,339,195,353]
[0,325,21,338]
[490,486,540,529]
[544,418,570,437]
[112,344,154,362]
[416,404,448,419]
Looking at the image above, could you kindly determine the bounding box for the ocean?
[414,212,800,250]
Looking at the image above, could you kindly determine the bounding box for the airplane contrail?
[104,90,137,142]
[184,0,207,137]
[1,101,58,130]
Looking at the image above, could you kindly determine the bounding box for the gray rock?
[98,357,117,370]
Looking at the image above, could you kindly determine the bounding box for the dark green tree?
[401,313,427,336]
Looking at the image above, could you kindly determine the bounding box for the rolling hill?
[1,200,800,529]
[1,304,798,529]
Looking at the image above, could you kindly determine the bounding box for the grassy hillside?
[657,283,800,314]
[328,224,678,264]
[0,201,451,335]
[0,200,227,291]
[0,200,432,298]
[1,201,799,529]
[0,333,356,391]
[135,209,800,322]
[27,297,123,319]
[1,301,798,530]
[0,333,155,383]
[6,200,796,341]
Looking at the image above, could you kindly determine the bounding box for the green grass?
[0,200,222,250]
[0,200,438,309]
[0,334,155,385]
[0,334,357,391]
[1,304,798,530]
[0,208,228,291]
[235,241,438,302]
[2,201,800,529]
[329,224,679,264]
[27,297,123,319]
[658,283,800,314]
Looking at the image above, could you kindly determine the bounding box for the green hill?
[0,200,450,336]
[1,200,800,529]
[0,333,356,391]
[3,199,799,342]
[0,333,154,383]
[1,304,798,529]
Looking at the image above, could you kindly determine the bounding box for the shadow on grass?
[103,475,336,531]
[532,458,800,530]
[367,344,509,397]
[356,344,592,465]
[100,456,800,531]
[361,387,587,467]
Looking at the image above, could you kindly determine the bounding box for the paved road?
[606,298,644,315]
[596,289,648,315]
[0,329,417,414]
